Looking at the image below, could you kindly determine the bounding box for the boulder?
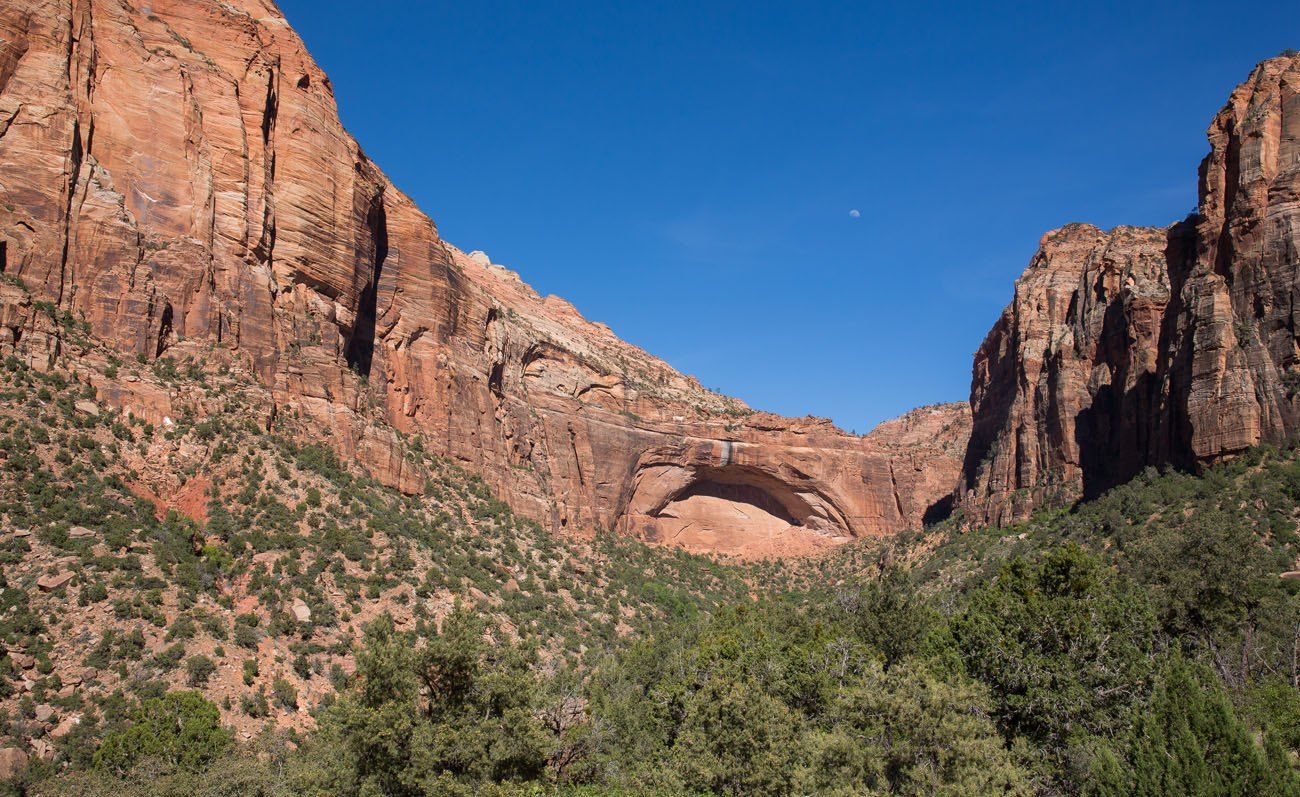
[0,747,28,781]
[36,572,74,592]
[50,715,80,739]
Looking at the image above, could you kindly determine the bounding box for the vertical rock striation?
[960,52,1300,524]
[0,0,969,556]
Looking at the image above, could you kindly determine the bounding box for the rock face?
[0,0,969,556]
[960,52,1300,524]
[958,223,1190,525]
[618,404,970,557]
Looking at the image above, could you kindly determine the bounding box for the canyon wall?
[5,1,1291,540]
[960,52,1300,524]
[0,0,969,556]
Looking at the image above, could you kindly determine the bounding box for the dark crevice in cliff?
[886,460,907,522]
[1210,131,1241,285]
[1076,380,1127,500]
[1153,219,1201,472]
[0,105,20,145]
[345,194,387,378]
[1092,275,1108,304]
[440,256,463,340]
[253,162,275,265]
[155,301,173,358]
[57,118,88,306]
[260,68,278,149]
[568,426,585,490]
[1077,297,1140,499]
[485,308,506,397]
[922,495,954,525]
[253,69,277,266]
[488,362,505,398]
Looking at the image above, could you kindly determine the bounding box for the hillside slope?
[0,298,798,755]
[2,331,1295,795]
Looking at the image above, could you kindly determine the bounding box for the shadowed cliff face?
[957,223,1194,525]
[0,0,970,556]
[960,53,1300,525]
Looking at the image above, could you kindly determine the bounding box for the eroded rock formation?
[0,0,970,556]
[958,223,1191,525]
[618,404,970,557]
[960,52,1300,524]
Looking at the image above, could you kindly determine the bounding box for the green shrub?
[1088,658,1300,796]
[185,655,215,687]
[271,678,297,711]
[233,625,259,651]
[93,691,230,776]
[951,546,1158,754]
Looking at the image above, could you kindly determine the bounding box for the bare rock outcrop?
[959,223,1189,524]
[619,403,969,557]
[1171,52,1300,463]
[0,0,969,555]
[960,52,1300,524]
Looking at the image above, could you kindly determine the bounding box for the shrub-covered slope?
[0,323,1297,795]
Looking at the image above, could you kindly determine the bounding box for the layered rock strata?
[0,0,970,556]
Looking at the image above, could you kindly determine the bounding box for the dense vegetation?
[0,346,1297,794]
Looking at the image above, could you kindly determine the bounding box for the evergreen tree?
[834,558,934,670]
[952,546,1159,752]
[801,660,1033,796]
[316,608,549,797]
[93,691,231,777]
[1089,658,1300,797]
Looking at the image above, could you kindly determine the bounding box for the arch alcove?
[619,462,853,559]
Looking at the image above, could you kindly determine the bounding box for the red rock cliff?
[0,0,969,556]
[960,52,1300,524]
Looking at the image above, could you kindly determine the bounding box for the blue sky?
[277,0,1296,434]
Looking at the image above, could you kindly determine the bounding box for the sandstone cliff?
[960,52,1300,524]
[0,0,969,557]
